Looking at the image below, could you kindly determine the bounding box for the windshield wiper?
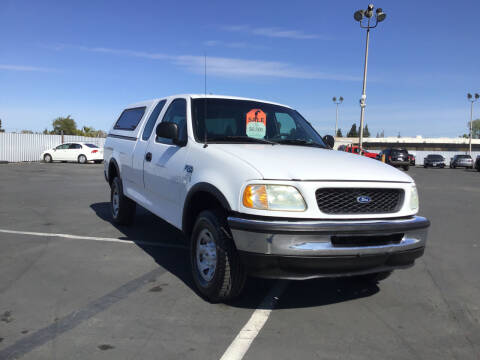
[275,139,325,148]
[207,136,276,145]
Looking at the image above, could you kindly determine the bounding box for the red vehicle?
[344,145,378,159]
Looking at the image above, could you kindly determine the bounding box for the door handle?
[145,152,152,162]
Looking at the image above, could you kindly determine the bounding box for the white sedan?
[42,142,104,164]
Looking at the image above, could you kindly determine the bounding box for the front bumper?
[228,215,430,279]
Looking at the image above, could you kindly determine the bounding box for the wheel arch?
[182,183,231,237]
[108,158,121,185]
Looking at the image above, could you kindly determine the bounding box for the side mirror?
[156,122,180,145]
[323,135,335,149]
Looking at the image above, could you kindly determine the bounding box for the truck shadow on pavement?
[90,202,379,309]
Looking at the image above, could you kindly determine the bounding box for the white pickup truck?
[104,94,430,302]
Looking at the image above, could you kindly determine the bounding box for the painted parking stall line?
[220,281,288,360]
[0,228,188,249]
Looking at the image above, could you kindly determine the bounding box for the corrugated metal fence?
[0,133,106,162]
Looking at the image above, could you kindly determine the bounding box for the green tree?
[347,123,358,137]
[336,128,343,137]
[467,119,480,139]
[52,115,77,135]
[364,124,371,138]
[0,118,4,133]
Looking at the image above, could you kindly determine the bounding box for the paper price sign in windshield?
[246,109,267,139]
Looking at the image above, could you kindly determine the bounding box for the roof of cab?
[125,94,292,109]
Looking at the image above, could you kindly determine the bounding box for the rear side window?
[142,100,167,141]
[84,144,99,148]
[114,107,146,131]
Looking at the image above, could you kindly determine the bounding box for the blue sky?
[1,0,479,137]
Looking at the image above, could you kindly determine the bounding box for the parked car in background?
[423,154,446,168]
[42,142,104,164]
[450,154,474,169]
[475,155,480,172]
[408,153,416,166]
[376,148,410,171]
[344,144,378,159]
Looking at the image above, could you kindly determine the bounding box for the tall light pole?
[467,93,479,155]
[332,96,343,137]
[353,4,386,150]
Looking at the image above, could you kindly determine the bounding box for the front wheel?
[44,154,52,163]
[78,154,87,164]
[191,210,246,302]
[110,177,136,225]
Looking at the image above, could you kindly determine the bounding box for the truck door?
[130,100,167,194]
[143,98,188,227]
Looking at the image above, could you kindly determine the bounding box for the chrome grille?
[315,188,404,214]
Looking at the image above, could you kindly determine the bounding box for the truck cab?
[104,94,429,302]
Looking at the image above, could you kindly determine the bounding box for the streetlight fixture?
[354,4,386,150]
[467,93,479,155]
[332,96,344,137]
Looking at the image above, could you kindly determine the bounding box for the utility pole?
[353,4,386,151]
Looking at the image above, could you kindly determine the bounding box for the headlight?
[242,185,306,211]
[410,185,419,211]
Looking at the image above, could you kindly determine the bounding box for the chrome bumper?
[227,215,429,257]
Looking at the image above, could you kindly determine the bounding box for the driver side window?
[156,98,187,144]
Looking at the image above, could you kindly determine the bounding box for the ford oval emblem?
[357,195,371,204]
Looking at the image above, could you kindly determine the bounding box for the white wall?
[0,133,106,162]
[411,151,480,166]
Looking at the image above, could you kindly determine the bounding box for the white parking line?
[0,228,188,249]
[220,281,288,360]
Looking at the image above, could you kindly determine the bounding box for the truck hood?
[213,144,413,183]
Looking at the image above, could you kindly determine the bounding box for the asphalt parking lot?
[0,163,479,360]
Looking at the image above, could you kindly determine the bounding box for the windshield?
[428,155,443,160]
[191,98,327,148]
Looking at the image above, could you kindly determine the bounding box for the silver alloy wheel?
[112,185,120,217]
[196,228,217,282]
[44,154,51,163]
[79,155,86,164]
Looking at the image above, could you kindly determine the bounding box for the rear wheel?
[111,177,136,225]
[403,165,409,171]
[191,209,246,302]
[78,154,87,164]
[43,154,52,163]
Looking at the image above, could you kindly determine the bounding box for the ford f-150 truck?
[104,94,430,302]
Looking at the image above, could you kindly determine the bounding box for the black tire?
[43,154,52,163]
[190,209,246,302]
[356,271,393,283]
[423,164,427,168]
[110,177,136,225]
[78,154,87,164]
[403,165,409,171]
